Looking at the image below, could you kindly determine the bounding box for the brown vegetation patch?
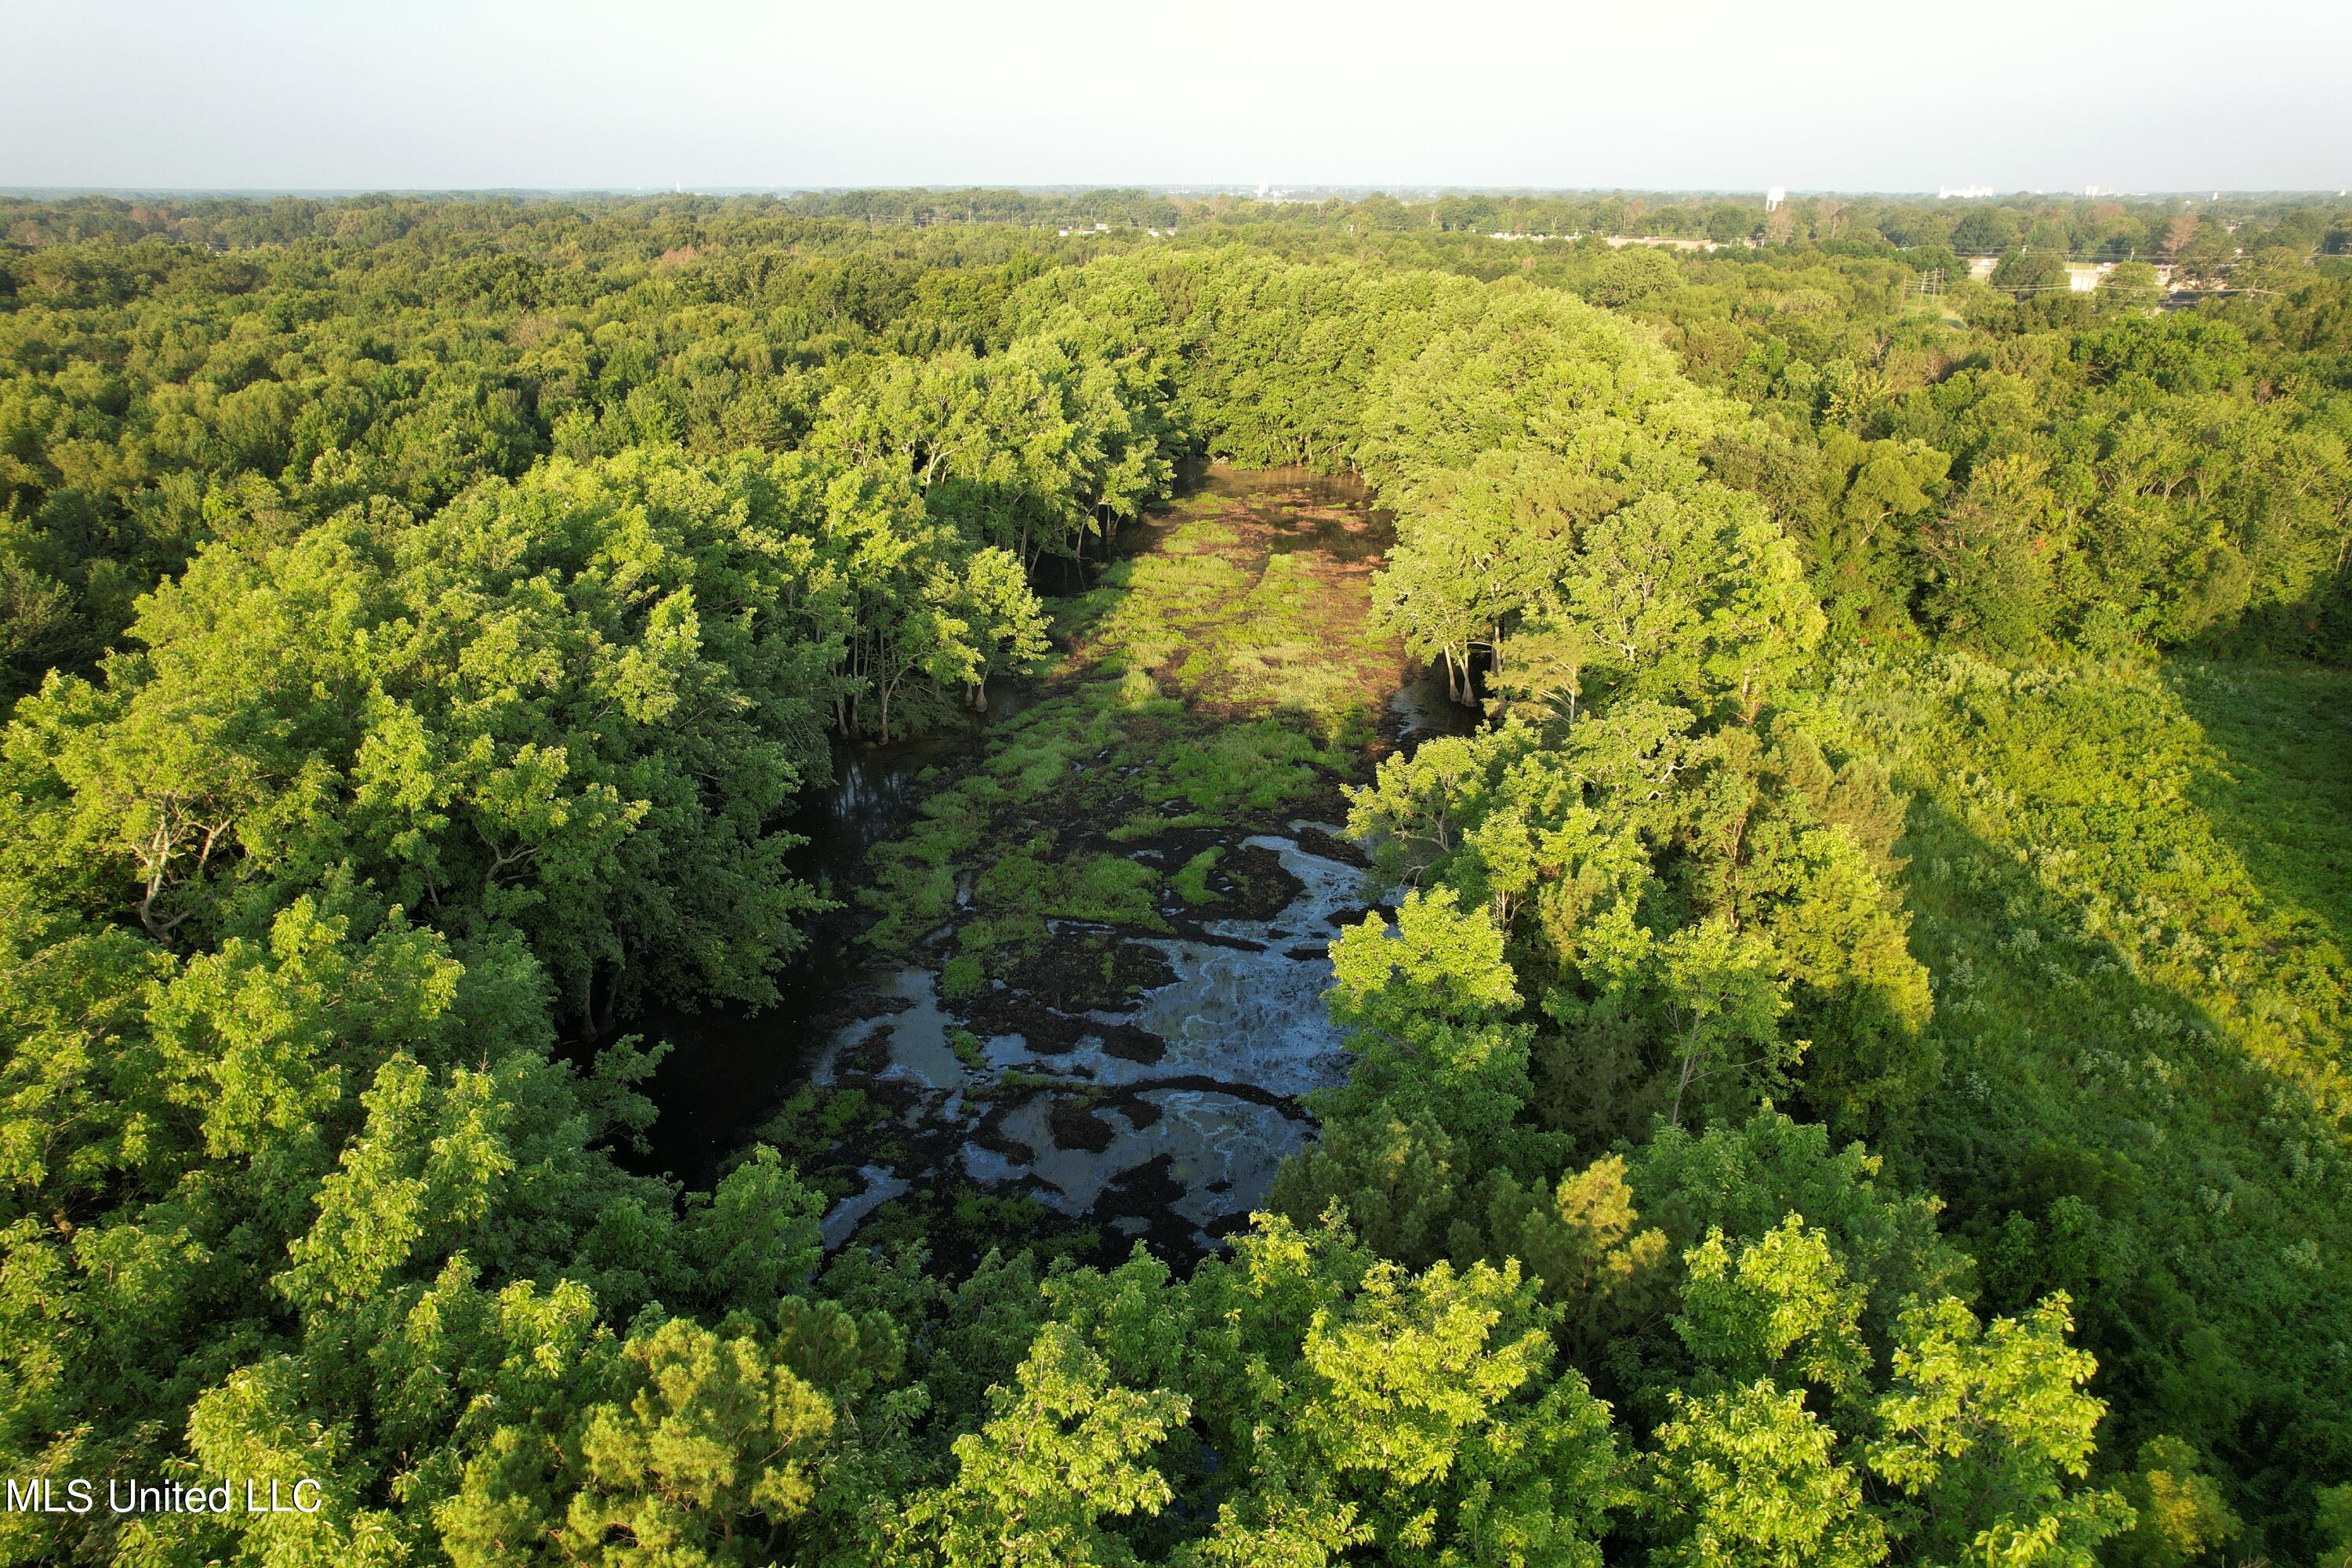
[1102,1089,1164,1129]
[1047,1097,1117,1153]
[1096,1152,1187,1219]
[838,1025,894,1076]
[1100,1024,1167,1064]
[1004,933,1175,1011]
[970,1096,1040,1164]
[960,989,1088,1054]
[1290,823,1367,867]
[1220,841,1305,920]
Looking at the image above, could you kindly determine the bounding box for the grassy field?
[1817,651,2352,1538]
[2170,660,2352,971]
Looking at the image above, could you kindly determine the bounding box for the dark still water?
[619,466,1475,1225]
[622,717,1001,1186]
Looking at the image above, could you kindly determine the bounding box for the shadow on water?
[622,717,1008,1188]
[1386,662,1482,745]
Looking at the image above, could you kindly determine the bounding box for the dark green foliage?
[0,191,2346,1566]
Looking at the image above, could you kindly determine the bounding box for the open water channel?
[626,468,1474,1254]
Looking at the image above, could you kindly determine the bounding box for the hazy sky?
[6,0,2346,193]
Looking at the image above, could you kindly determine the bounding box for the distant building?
[1940,184,1995,200]
[1766,187,1786,212]
[1605,235,1718,252]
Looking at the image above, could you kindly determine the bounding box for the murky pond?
[811,829,1367,1250]
[626,466,1478,1250]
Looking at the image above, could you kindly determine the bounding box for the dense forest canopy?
[0,191,2347,1568]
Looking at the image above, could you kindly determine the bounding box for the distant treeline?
[9,186,2350,261]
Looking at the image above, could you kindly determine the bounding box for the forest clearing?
[684,467,1435,1261]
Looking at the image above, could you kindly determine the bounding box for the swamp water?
[631,467,1475,1254]
[812,829,1367,1250]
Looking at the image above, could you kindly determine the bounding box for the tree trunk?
[588,956,626,1038]
[1670,1045,1700,1128]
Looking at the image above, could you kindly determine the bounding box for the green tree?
[1646,1380,1888,1568]
[923,1322,1190,1567]
[1867,1296,2132,1566]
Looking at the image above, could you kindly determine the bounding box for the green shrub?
[1174,847,1224,904]
[942,953,985,1001]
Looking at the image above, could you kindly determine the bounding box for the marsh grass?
[858,482,1405,966]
